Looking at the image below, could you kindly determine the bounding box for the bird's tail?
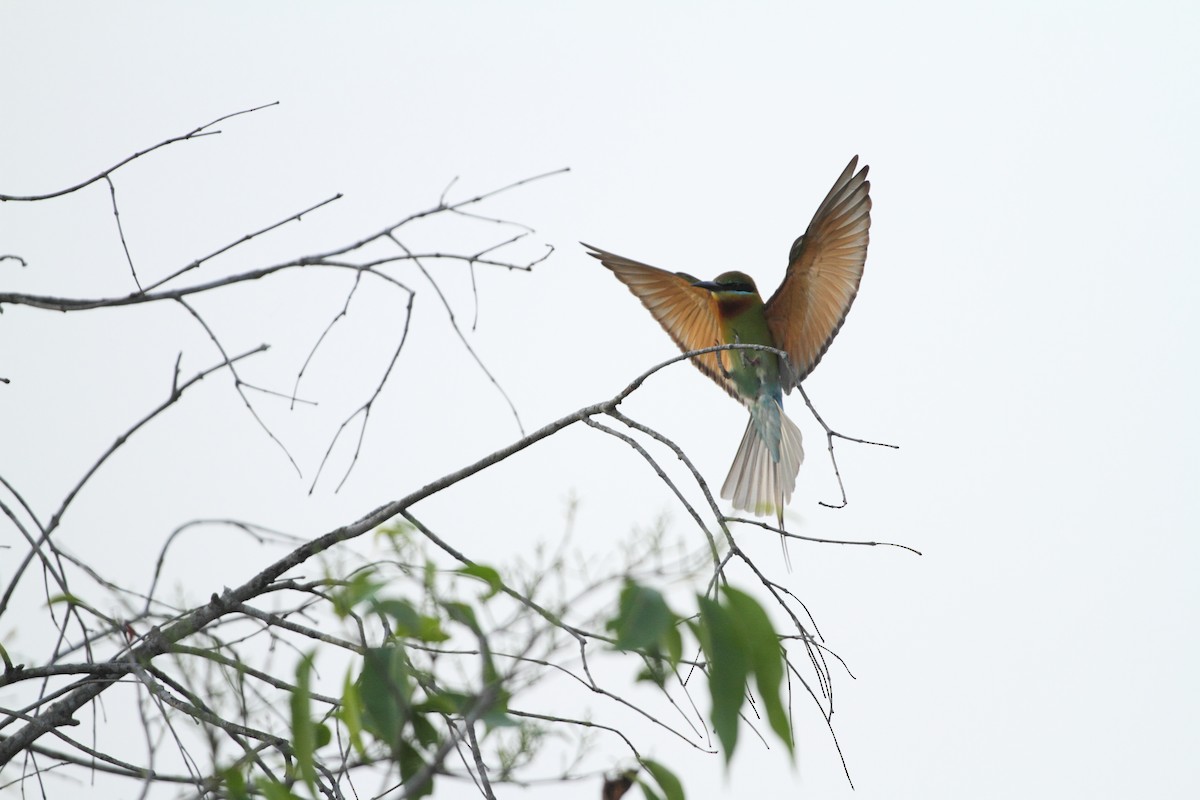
[720,404,804,565]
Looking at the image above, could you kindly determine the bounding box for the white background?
[2,2,1197,797]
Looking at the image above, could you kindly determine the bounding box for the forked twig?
[798,382,899,509]
[103,175,141,291]
[726,516,922,556]
[0,102,278,203]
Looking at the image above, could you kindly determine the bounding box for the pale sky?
[2,2,1198,798]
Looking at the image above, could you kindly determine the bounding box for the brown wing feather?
[583,244,742,401]
[764,156,872,388]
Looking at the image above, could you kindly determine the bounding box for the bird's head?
[691,271,759,295]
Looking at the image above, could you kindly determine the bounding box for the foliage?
[0,107,898,799]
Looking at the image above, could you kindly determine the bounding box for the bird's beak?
[691,280,722,291]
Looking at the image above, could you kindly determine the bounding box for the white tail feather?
[721,406,804,517]
[720,406,804,563]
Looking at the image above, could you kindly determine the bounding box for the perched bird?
[584,156,871,534]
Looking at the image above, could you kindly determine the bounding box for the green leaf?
[258,778,301,800]
[374,599,421,632]
[442,601,481,633]
[340,670,366,759]
[456,564,505,599]
[314,722,332,749]
[482,709,520,730]
[373,599,451,643]
[697,594,748,762]
[637,779,664,800]
[332,571,383,617]
[412,713,441,748]
[219,766,250,800]
[723,587,792,753]
[414,689,472,716]
[636,659,668,687]
[663,620,683,667]
[608,582,673,652]
[290,651,318,796]
[398,740,433,799]
[442,600,500,685]
[416,615,450,642]
[480,689,517,731]
[641,758,686,800]
[360,645,412,753]
[376,520,415,541]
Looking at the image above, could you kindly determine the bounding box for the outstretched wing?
[583,244,741,401]
[764,156,871,388]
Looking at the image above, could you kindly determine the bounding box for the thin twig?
[0,102,278,202]
[308,284,416,493]
[0,343,866,777]
[464,718,496,800]
[725,516,922,555]
[391,234,526,436]
[176,298,300,476]
[798,383,899,509]
[143,193,342,293]
[0,346,268,619]
[103,175,141,291]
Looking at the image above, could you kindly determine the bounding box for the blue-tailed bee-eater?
[585,156,871,532]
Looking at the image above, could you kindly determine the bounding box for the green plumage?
[705,272,785,461]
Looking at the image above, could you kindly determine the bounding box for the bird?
[584,156,871,543]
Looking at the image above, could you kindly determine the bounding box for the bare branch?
[2,105,890,799]
[390,234,526,436]
[308,282,416,493]
[797,383,899,509]
[176,298,300,476]
[726,516,923,556]
[104,175,142,291]
[464,722,496,800]
[143,193,343,293]
[0,102,278,202]
[0,346,268,619]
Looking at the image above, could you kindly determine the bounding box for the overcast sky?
[2,2,1198,798]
